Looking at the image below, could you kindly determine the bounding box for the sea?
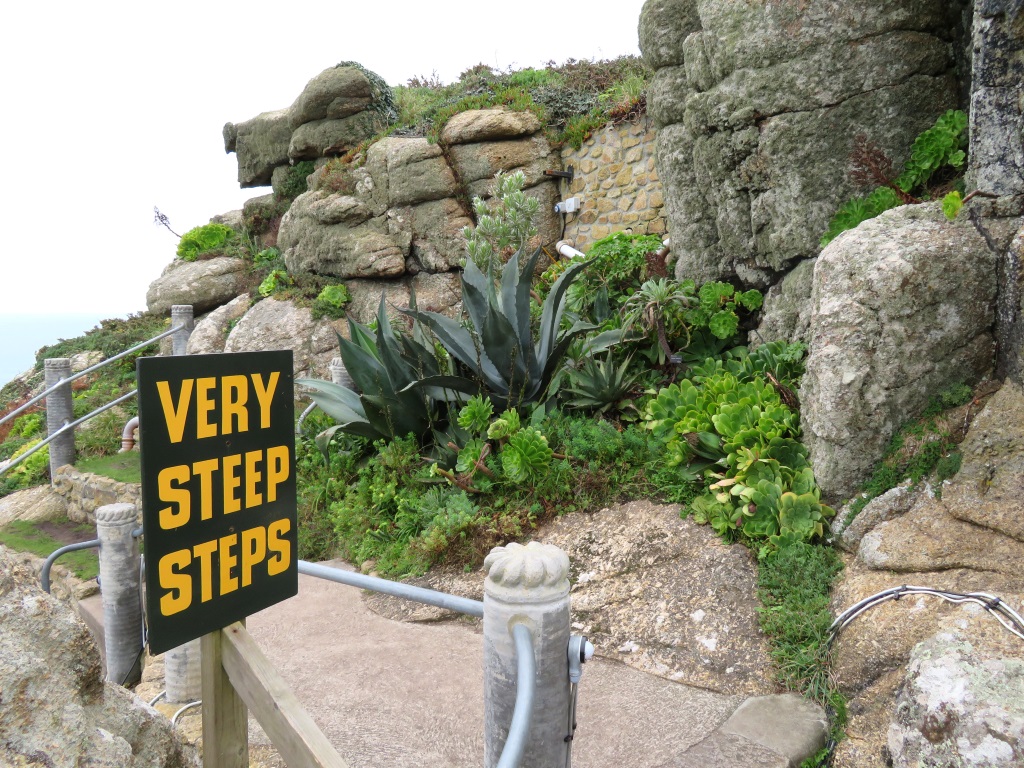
[0,313,115,388]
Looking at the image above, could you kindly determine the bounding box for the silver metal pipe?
[0,390,139,478]
[41,538,100,593]
[0,325,182,428]
[496,623,536,768]
[297,560,484,618]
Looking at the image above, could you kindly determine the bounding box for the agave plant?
[297,294,454,448]
[402,248,597,411]
[564,352,640,415]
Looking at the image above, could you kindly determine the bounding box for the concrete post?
[44,357,75,472]
[165,638,203,703]
[329,357,354,389]
[171,305,194,356]
[483,541,572,768]
[96,503,142,686]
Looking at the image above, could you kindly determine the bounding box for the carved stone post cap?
[43,358,71,371]
[95,502,138,527]
[484,541,570,601]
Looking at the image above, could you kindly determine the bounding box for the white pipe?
[556,240,585,260]
[120,416,140,453]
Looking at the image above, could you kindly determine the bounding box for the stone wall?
[560,118,666,249]
[51,465,140,526]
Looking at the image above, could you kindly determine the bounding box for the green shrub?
[822,110,968,246]
[176,223,236,261]
[311,284,352,321]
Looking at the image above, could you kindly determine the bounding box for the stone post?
[483,541,571,768]
[329,357,354,389]
[171,305,194,356]
[96,503,142,686]
[166,303,201,701]
[165,638,203,703]
[44,357,75,472]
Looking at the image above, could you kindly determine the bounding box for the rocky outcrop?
[800,203,998,498]
[0,484,66,527]
[278,112,561,282]
[224,63,390,188]
[829,380,1024,768]
[223,109,292,188]
[0,549,198,767]
[640,0,961,287]
[753,257,815,347]
[223,297,341,380]
[145,256,247,315]
[185,293,252,355]
[967,1,1024,199]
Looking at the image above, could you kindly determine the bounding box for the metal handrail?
[496,623,536,768]
[0,389,138,478]
[40,538,100,593]
[0,324,183,429]
[41,525,142,593]
[296,560,484,618]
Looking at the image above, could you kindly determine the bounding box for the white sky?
[0,0,646,318]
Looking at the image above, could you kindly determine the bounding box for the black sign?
[137,351,297,655]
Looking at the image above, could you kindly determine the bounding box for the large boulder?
[185,293,252,355]
[288,111,380,161]
[449,135,557,198]
[753,257,815,347]
[887,631,1024,767]
[223,297,341,380]
[0,548,198,767]
[800,203,998,499]
[345,272,463,324]
[641,0,960,286]
[278,190,410,279]
[376,138,460,207]
[222,109,292,188]
[440,108,543,145]
[145,256,247,316]
[289,65,373,128]
[828,381,1024,768]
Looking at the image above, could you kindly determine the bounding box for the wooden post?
[202,626,249,768]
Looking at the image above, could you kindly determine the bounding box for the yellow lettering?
[222,454,242,514]
[265,445,289,502]
[192,540,218,603]
[156,379,193,444]
[191,458,218,521]
[219,534,239,595]
[244,450,263,509]
[195,377,217,439]
[158,549,192,616]
[157,465,191,529]
[267,519,291,576]
[240,527,267,587]
[251,372,280,429]
[221,375,249,435]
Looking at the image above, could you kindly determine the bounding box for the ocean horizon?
[0,313,120,388]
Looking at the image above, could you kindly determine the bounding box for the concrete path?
[243,561,740,768]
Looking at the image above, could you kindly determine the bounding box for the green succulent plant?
[298,294,453,448]
[457,395,494,434]
[403,248,595,411]
[487,409,521,440]
[564,352,639,415]
[501,426,553,484]
[176,223,236,262]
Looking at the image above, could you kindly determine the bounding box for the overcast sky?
[0,0,646,320]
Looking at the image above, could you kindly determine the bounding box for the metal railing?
[0,306,193,478]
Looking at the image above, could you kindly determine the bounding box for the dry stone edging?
[51,465,140,526]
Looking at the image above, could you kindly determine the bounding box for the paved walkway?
[243,561,740,768]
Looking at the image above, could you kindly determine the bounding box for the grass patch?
[0,518,99,580]
[757,541,846,763]
[76,452,141,484]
